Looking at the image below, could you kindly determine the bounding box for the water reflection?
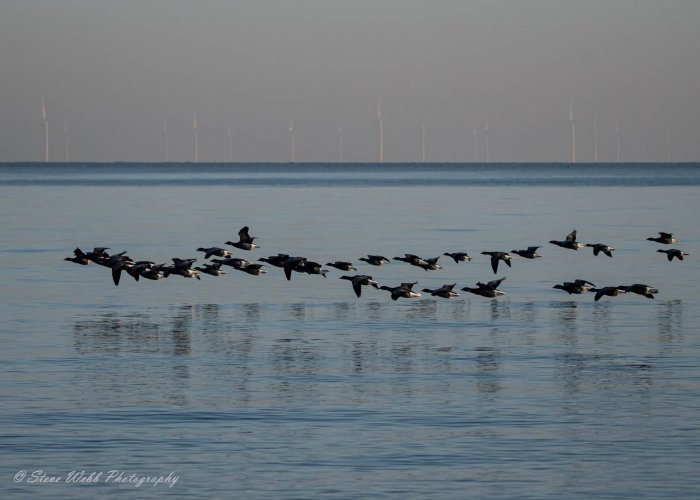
[73,308,191,356]
[657,299,683,343]
[555,352,654,400]
[552,301,578,345]
[474,346,501,394]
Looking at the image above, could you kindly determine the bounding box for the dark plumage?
[550,229,585,250]
[358,255,390,266]
[281,257,327,280]
[379,283,422,301]
[258,254,291,268]
[553,279,596,295]
[393,254,427,266]
[421,283,459,298]
[589,286,624,301]
[226,226,259,251]
[212,257,252,269]
[647,232,678,244]
[197,247,232,259]
[586,243,615,257]
[163,258,200,280]
[618,284,658,299]
[300,261,328,278]
[195,262,226,276]
[339,274,378,297]
[461,277,506,298]
[481,251,513,274]
[511,246,541,259]
[326,261,357,272]
[657,248,688,261]
[282,256,307,280]
[236,263,267,276]
[443,252,471,263]
[64,247,91,265]
[418,256,443,271]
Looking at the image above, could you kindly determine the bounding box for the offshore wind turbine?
[473,128,479,162]
[64,119,69,162]
[164,122,170,162]
[228,121,234,162]
[41,98,49,162]
[570,102,576,163]
[338,126,344,163]
[193,113,199,163]
[421,123,426,163]
[615,121,621,162]
[377,101,384,163]
[484,118,490,163]
[593,117,598,163]
[289,120,295,163]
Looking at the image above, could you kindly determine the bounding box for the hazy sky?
[1,0,699,162]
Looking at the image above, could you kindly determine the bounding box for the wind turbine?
[593,117,598,163]
[64,119,69,162]
[377,101,384,163]
[228,121,234,162]
[473,128,479,162]
[41,98,49,162]
[484,117,490,163]
[421,123,426,163]
[164,121,169,162]
[615,121,621,162]
[289,120,295,163]
[193,113,199,163]
[338,126,344,163]
[570,102,576,163]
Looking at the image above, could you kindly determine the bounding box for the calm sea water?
[2,163,699,499]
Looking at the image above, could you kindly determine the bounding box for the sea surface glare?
[2,163,699,498]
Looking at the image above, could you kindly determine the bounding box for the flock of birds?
[65,227,689,302]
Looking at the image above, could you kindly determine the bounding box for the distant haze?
[1,0,699,163]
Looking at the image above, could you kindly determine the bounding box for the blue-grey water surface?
[1,163,699,498]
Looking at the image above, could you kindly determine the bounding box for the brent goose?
[461,277,506,298]
[657,249,689,261]
[393,254,428,267]
[258,254,291,268]
[164,258,200,280]
[195,262,226,276]
[359,255,390,266]
[553,279,596,295]
[301,260,328,278]
[282,257,326,280]
[379,283,422,301]
[481,251,513,274]
[340,274,379,297]
[511,246,541,259]
[421,283,459,299]
[197,247,232,259]
[212,257,252,269]
[326,261,357,272]
[586,243,615,257]
[65,247,91,265]
[647,232,678,244]
[589,286,624,301]
[443,252,472,263]
[237,263,267,276]
[617,284,658,299]
[418,257,443,271]
[550,229,585,250]
[226,226,259,251]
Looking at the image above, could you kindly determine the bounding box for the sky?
[1,0,699,163]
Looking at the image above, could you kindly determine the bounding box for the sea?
[1,162,699,499]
